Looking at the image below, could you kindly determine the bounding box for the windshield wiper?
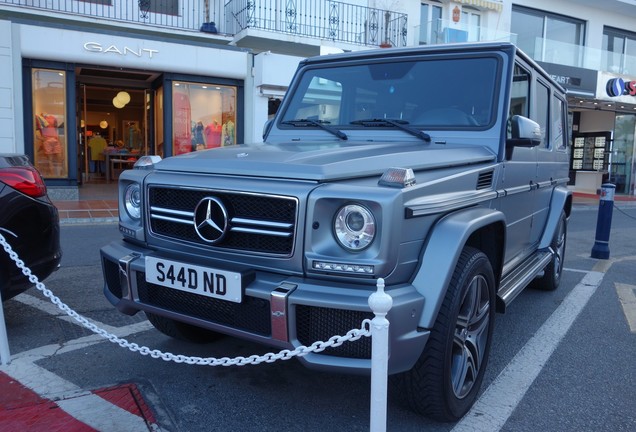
[281,119,348,140]
[350,118,431,142]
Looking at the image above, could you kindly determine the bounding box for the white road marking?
[616,283,636,333]
[452,270,605,432]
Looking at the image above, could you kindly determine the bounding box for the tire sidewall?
[442,248,496,418]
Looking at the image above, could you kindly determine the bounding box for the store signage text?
[550,74,581,86]
[606,77,636,97]
[83,42,158,59]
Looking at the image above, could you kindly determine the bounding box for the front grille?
[136,273,271,336]
[148,186,297,256]
[296,305,373,359]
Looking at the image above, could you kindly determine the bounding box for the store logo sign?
[83,42,158,59]
[606,77,636,97]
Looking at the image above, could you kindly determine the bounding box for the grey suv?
[101,42,571,421]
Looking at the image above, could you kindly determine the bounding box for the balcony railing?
[224,0,408,47]
[416,19,517,46]
[528,37,636,76]
[1,0,224,33]
[1,0,407,48]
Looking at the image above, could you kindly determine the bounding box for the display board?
[571,132,611,172]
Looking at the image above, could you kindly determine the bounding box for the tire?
[146,312,223,344]
[399,246,496,421]
[533,211,567,291]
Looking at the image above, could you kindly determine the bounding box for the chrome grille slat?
[147,186,298,256]
[230,227,292,237]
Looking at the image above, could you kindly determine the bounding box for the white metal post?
[368,278,392,432]
[0,289,10,365]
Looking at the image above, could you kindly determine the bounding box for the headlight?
[334,204,375,251]
[124,183,141,220]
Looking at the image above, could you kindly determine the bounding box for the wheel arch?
[538,186,572,249]
[412,206,506,329]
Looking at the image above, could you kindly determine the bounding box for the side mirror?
[262,119,273,141]
[506,115,542,148]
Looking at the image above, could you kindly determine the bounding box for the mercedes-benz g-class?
[101,42,571,421]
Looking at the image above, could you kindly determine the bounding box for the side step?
[496,250,553,312]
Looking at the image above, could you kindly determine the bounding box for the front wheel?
[399,246,495,421]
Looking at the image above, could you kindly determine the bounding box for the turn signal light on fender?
[379,167,416,188]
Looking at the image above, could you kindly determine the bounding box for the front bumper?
[100,240,429,374]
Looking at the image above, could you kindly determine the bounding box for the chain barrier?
[0,232,371,366]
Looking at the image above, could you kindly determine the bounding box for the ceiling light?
[99,120,108,129]
[113,96,125,109]
[116,91,131,105]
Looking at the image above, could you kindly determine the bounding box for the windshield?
[280,55,500,129]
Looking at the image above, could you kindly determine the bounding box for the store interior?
[77,66,160,185]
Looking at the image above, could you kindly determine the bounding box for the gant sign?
[83,42,158,59]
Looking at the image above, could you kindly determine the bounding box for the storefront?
[539,61,636,195]
[1,19,250,194]
[594,72,636,195]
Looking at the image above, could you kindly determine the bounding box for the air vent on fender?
[476,170,494,190]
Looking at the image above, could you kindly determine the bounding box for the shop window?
[172,82,237,155]
[32,68,68,178]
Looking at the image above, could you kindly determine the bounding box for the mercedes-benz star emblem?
[193,197,228,243]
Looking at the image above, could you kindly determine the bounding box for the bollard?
[591,183,616,260]
[0,289,10,365]
[368,278,392,432]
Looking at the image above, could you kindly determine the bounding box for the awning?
[456,0,503,13]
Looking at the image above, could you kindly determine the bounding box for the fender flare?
[412,206,506,329]
[538,186,572,249]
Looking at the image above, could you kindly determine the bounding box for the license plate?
[145,257,242,303]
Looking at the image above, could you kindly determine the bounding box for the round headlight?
[124,183,141,220]
[334,204,375,251]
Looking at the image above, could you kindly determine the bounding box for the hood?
[152,142,496,182]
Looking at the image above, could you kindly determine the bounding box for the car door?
[499,62,537,265]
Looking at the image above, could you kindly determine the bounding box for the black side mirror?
[506,115,542,148]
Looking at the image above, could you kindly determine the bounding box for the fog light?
[313,261,374,274]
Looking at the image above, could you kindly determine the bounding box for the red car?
[0,154,61,301]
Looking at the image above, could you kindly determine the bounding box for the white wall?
[249,52,304,143]
[0,20,22,154]
[579,110,615,133]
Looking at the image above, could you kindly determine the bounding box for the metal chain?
[0,232,371,365]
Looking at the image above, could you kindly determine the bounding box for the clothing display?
[204,120,222,148]
[222,119,235,146]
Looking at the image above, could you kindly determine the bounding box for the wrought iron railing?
[224,0,408,47]
[1,0,223,34]
[1,0,407,47]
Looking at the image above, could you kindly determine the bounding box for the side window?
[508,63,530,138]
[552,96,567,151]
[536,81,550,147]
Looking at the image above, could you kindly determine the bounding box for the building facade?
[2,0,636,196]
